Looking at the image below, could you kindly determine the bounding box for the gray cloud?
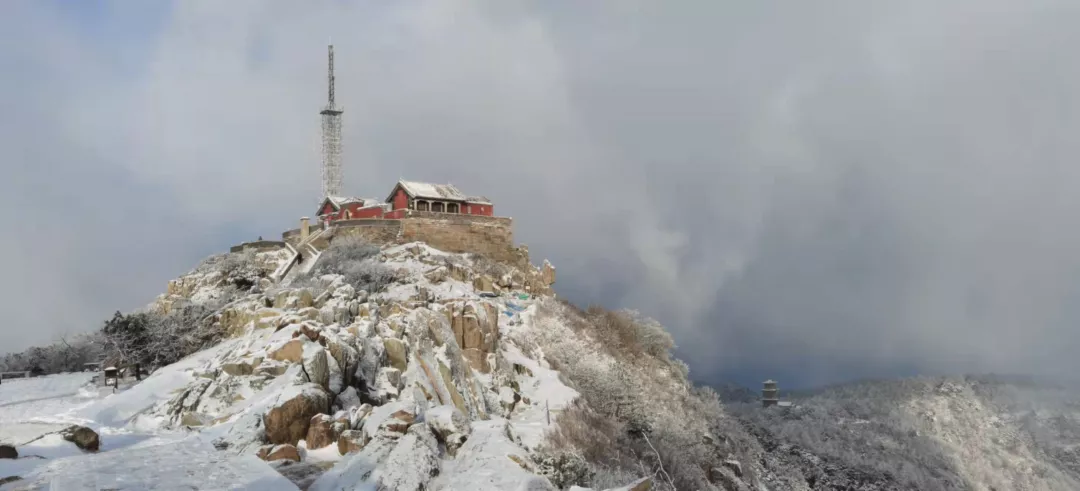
[4,1,1080,388]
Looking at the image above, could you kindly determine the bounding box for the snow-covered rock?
[263,383,330,445]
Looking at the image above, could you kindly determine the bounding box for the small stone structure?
[230,240,288,254]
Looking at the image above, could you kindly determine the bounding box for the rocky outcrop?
[540,260,556,287]
[0,445,16,459]
[61,425,100,452]
[461,348,490,373]
[264,384,331,445]
[383,338,408,372]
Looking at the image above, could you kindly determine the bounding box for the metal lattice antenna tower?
[320,44,344,200]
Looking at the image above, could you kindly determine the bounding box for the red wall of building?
[463,203,494,216]
[350,205,385,219]
[392,189,409,211]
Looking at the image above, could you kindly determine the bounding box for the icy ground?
[0,372,295,490]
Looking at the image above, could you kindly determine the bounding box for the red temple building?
[316,180,494,223]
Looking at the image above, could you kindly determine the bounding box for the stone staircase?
[277,228,328,285]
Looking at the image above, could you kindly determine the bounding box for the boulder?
[298,289,314,308]
[499,386,520,414]
[269,339,305,364]
[350,404,373,430]
[540,260,556,286]
[723,459,743,478]
[180,412,207,427]
[425,267,448,284]
[258,444,301,462]
[512,363,534,377]
[323,334,359,388]
[326,352,344,394]
[264,383,330,445]
[269,460,325,490]
[472,275,496,293]
[437,361,469,415]
[383,367,402,389]
[0,476,22,486]
[255,360,290,377]
[711,470,745,491]
[450,311,466,347]
[0,444,16,459]
[221,361,255,376]
[300,323,323,343]
[335,386,362,411]
[61,425,100,452]
[375,424,441,491]
[461,348,490,373]
[390,409,417,426]
[302,343,330,390]
[426,405,470,442]
[383,409,416,434]
[383,338,408,371]
[462,315,482,349]
[448,262,470,282]
[305,414,340,449]
[337,430,366,455]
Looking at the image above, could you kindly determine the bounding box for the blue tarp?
[506,302,526,312]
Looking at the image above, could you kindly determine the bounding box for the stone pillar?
[300,217,310,241]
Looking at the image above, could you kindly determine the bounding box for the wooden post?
[134,363,142,381]
[545,400,550,426]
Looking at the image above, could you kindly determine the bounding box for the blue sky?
[6,1,1080,389]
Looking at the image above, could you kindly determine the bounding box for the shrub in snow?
[339,261,397,294]
[308,237,398,293]
[318,236,381,266]
[536,450,593,489]
[98,292,233,369]
[196,250,263,290]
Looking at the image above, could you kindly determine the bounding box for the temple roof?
[390,180,490,204]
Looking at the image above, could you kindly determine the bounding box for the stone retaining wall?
[281,212,516,262]
[229,240,287,253]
